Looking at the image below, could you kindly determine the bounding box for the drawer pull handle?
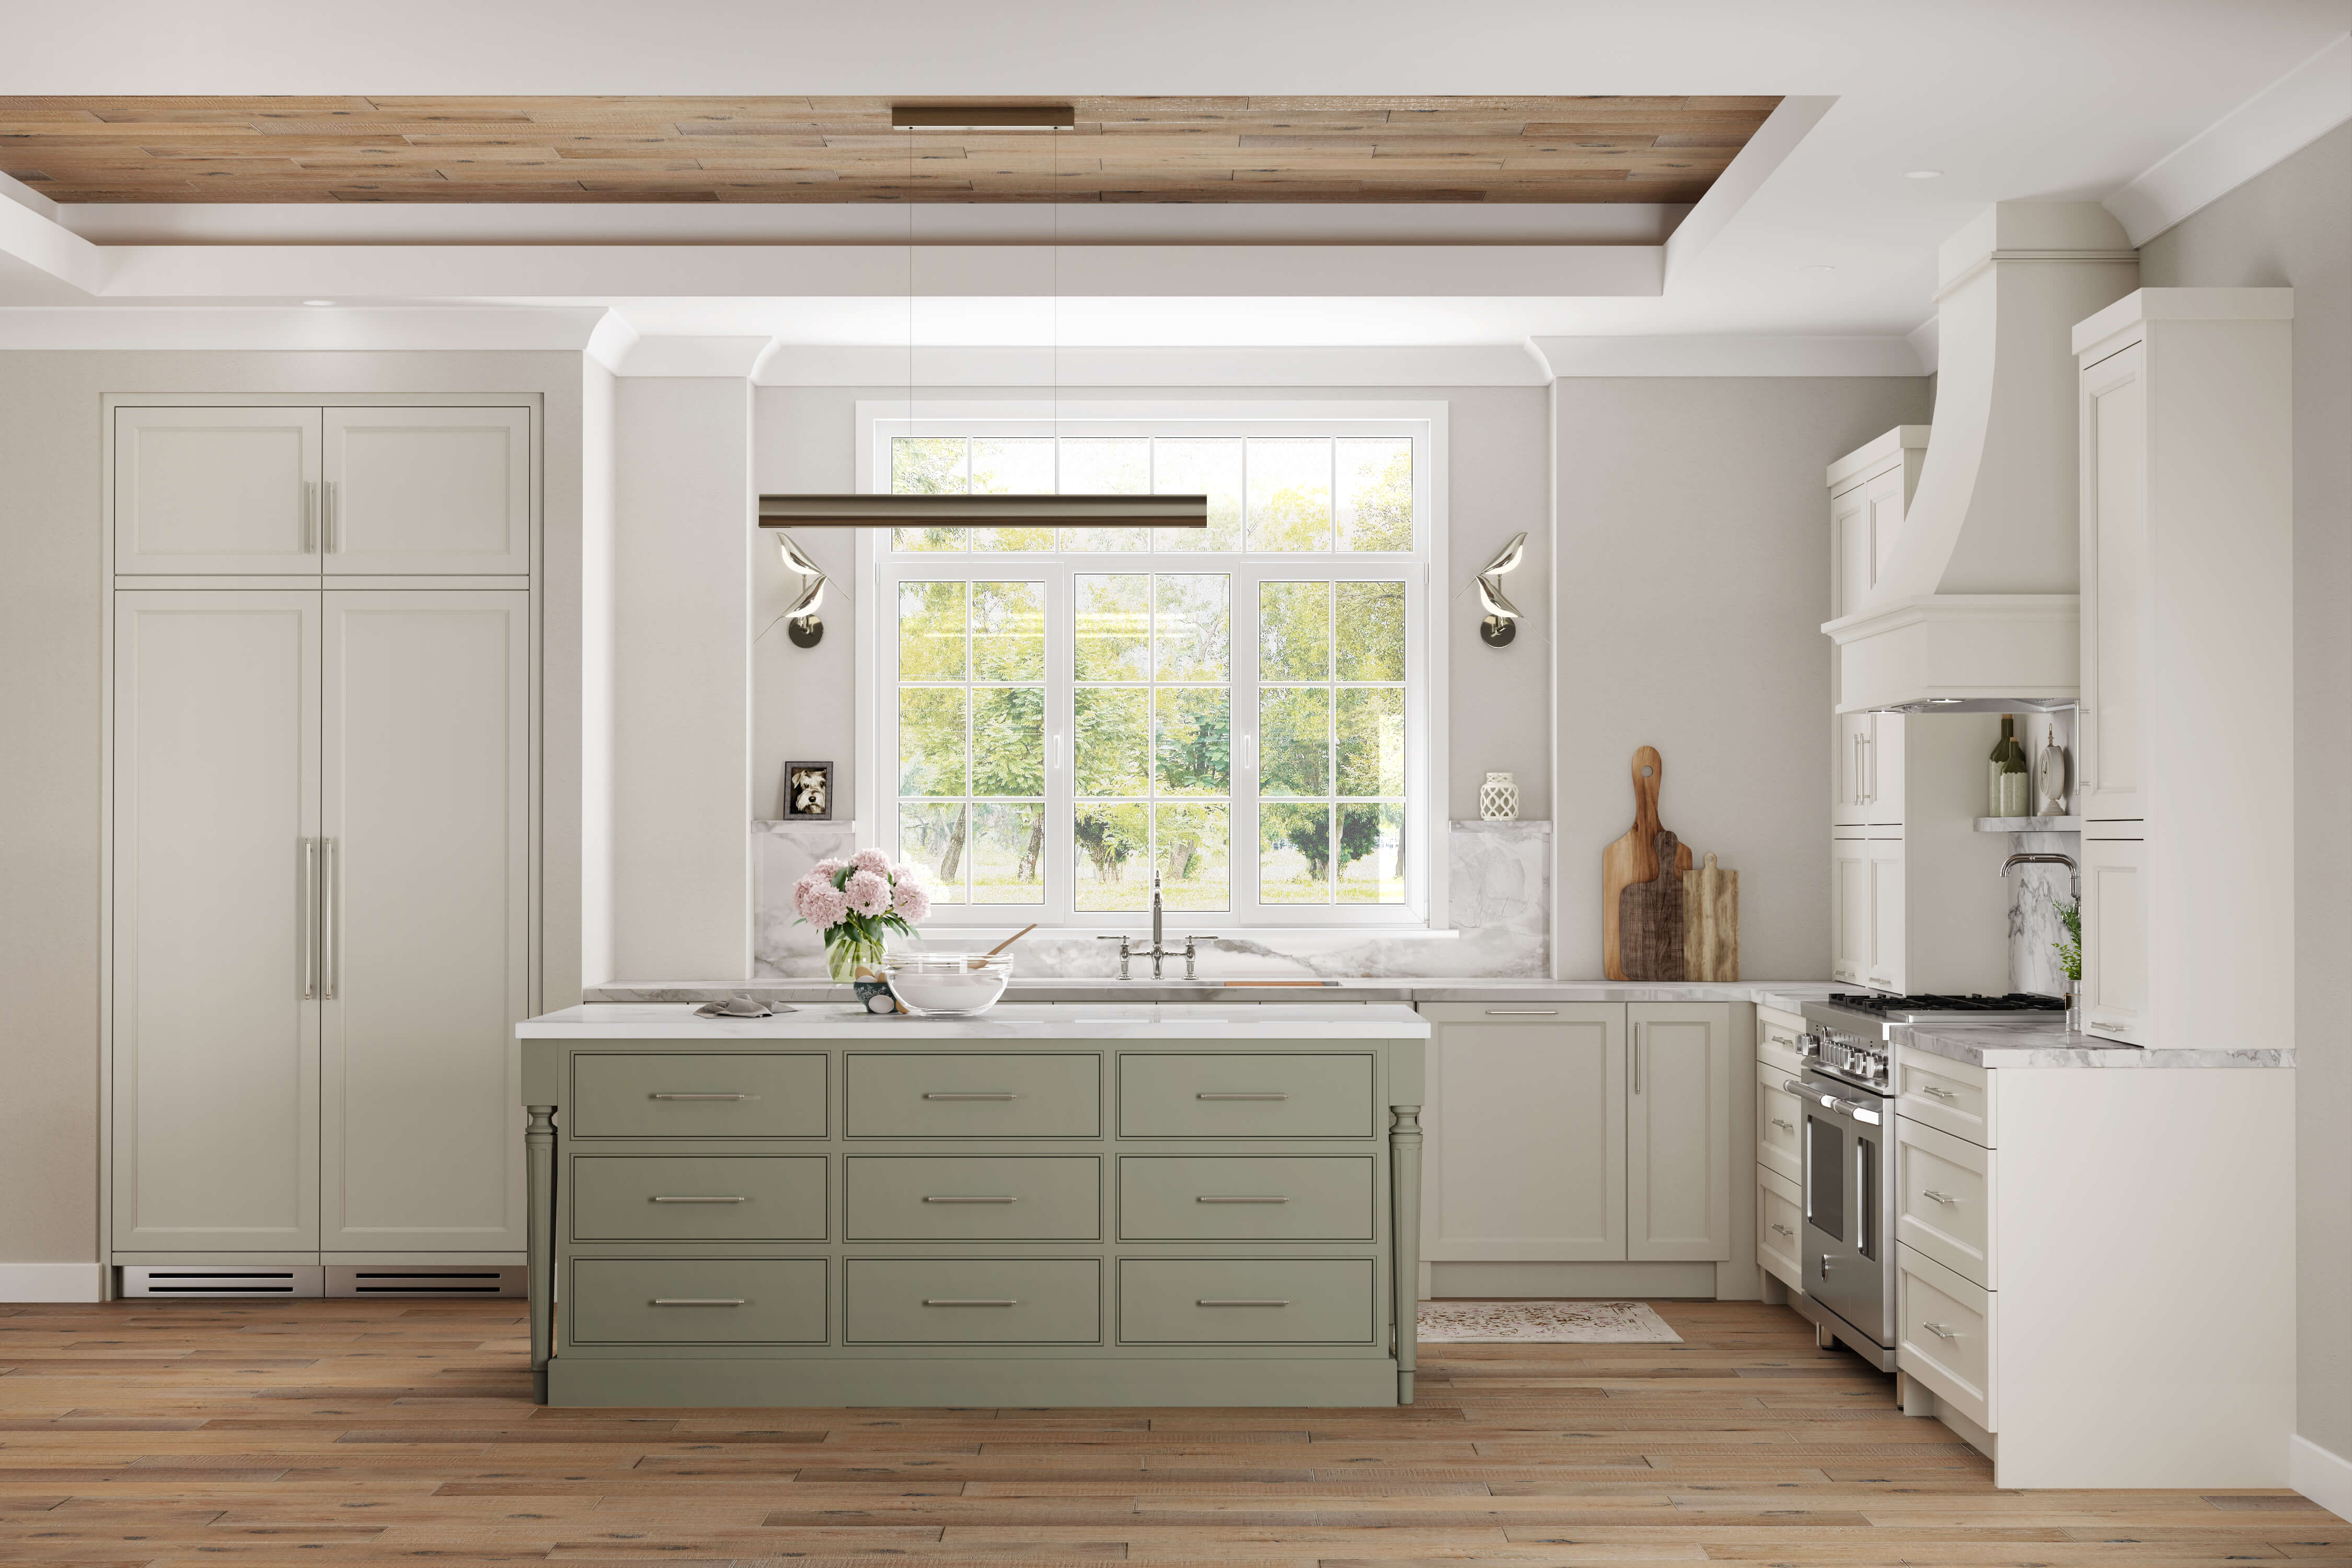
[925,1298,1020,1307]
[1919,1086,1958,1101]
[1923,1321,1959,1340]
[1770,1117,1796,1132]
[650,1092,756,1101]
[2091,1020,2122,1032]
[1771,1223,1795,1238]
[923,1091,1022,1101]
[1198,1298,1289,1307]
[1922,1189,1959,1205]
[649,1195,748,1204]
[923,1195,1016,1204]
[1197,1092,1290,1101]
[1485,1008,1559,1016]
[652,1298,745,1307]
[1196,1195,1289,1204]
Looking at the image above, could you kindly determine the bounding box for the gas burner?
[1826,991,2065,1018]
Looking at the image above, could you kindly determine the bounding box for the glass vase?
[826,931,887,982]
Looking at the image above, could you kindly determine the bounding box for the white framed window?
[860,408,1445,930]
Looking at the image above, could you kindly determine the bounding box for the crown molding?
[2105,32,2352,245]
[1527,333,1928,378]
[0,305,606,351]
[753,343,1549,388]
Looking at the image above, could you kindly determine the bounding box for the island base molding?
[547,1355,1404,1408]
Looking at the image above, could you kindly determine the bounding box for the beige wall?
[1548,376,1937,980]
[2140,122,2352,1462]
[751,385,1555,834]
[0,350,584,1266]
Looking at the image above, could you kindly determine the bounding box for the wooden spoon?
[970,924,1037,969]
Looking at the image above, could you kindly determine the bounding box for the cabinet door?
[1865,713,1905,828]
[1831,485,1872,621]
[1421,1005,1625,1262]
[320,592,532,1251]
[1862,463,1909,591]
[1830,837,1869,984]
[1866,839,1906,993]
[1832,712,1870,826]
[113,591,321,1249]
[1628,1005,1732,1261]
[2080,835,2148,1045]
[2080,345,2147,822]
[115,407,321,574]
[325,408,532,575]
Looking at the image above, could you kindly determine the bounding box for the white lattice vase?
[1479,771,1519,821]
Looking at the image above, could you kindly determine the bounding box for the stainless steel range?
[1786,993,2063,1368]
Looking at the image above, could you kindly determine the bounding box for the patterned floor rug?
[1417,1299,1684,1343]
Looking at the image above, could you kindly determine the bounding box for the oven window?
[1855,1135,1877,1260]
[1806,1113,1846,1242]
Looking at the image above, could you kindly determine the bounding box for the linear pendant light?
[756,102,1208,533]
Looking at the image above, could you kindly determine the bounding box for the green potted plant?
[2051,894,2082,1033]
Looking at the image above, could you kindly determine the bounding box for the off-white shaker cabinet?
[2072,290,2292,1051]
[113,589,533,1257]
[115,405,532,577]
[1420,1004,1731,1276]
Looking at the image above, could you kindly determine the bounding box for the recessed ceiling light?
[302,298,335,306]
[1905,169,1944,180]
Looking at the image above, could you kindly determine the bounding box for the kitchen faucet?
[1097,872,1209,979]
[2000,851,2080,901]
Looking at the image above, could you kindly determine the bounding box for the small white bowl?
[881,952,1013,1017]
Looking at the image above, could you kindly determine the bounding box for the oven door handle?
[1790,1081,1882,1125]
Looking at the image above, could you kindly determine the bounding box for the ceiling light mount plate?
[891,105,1075,130]
[760,493,1206,528]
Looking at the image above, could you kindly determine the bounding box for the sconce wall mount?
[1475,531,1528,648]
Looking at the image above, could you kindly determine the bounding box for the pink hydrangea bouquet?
[793,848,932,981]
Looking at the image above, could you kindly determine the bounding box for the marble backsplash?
[752,818,1551,980]
[2005,827,2082,999]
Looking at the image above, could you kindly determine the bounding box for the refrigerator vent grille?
[121,1266,324,1298]
[120,1266,525,1299]
[326,1266,525,1299]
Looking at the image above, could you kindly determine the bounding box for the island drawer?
[570,1258,827,1345]
[1119,1258,1377,1343]
[570,1053,827,1139]
[571,1155,827,1242]
[1895,1117,1993,1289]
[1119,1053,1375,1138]
[1119,1156,1375,1240]
[1896,1242,1995,1433]
[846,1156,1101,1241]
[844,1258,1101,1343]
[846,1053,1101,1138]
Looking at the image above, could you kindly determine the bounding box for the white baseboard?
[0,1263,106,1302]
[2293,1434,2352,1521]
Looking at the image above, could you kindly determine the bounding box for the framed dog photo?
[782,760,834,821]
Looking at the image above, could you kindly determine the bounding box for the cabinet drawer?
[1120,1054,1375,1138]
[1895,1051,1992,1147]
[1756,1064,1804,1186]
[1119,1156,1374,1241]
[1119,1258,1377,1344]
[1757,1165,1803,1295]
[1757,1009,1807,1077]
[571,1155,826,1242]
[570,1258,826,1345]
[845,1157,1101,1241]
[1895,1117,1993,1289]
[570,1053,826,1139]
[844,1258,1101,1344]
[847,1054,1100,1138]
[1897,1242,1995,1432]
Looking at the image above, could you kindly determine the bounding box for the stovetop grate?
[1825,991,2065,1017]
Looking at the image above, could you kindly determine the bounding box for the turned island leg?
[525,1104,555,1404]
[1390,1103,1423,1405]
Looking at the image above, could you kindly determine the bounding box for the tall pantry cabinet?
[109,400,537,1283]
[2072,291,2293,1051]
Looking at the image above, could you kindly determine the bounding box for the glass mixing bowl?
[879,952,1013,1017]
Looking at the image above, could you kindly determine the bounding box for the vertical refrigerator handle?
[301,837,318,1000]
[321,837,339,1001]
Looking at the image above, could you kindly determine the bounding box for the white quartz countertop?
[521,1001,1431,1041]
[583,979,1841,1010]
[1901,1023,2293,1070]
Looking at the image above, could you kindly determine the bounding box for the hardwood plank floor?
[0,1298,2337,1566]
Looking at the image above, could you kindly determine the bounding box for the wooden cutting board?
[1618,829,1687,982]
[1603,746,1693,981]
[1682,851,1740,982]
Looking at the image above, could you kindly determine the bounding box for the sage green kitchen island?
[518,1002,1427,1407]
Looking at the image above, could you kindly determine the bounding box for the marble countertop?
[1900,1022,2293,1070]
[584,978,1843,1009]
[522,1001,1431,1041]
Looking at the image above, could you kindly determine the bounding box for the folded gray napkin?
[693,997,792,1018]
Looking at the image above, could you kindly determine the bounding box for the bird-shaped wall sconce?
[1475,531,1528,647]
[777,533,829,649]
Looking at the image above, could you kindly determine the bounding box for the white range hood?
[1825,203,2138,713]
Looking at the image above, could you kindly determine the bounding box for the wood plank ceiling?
[0,96,1780,203]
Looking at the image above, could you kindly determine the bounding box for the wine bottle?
[1991,716,2031,817]
[1988,716,2016,816]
